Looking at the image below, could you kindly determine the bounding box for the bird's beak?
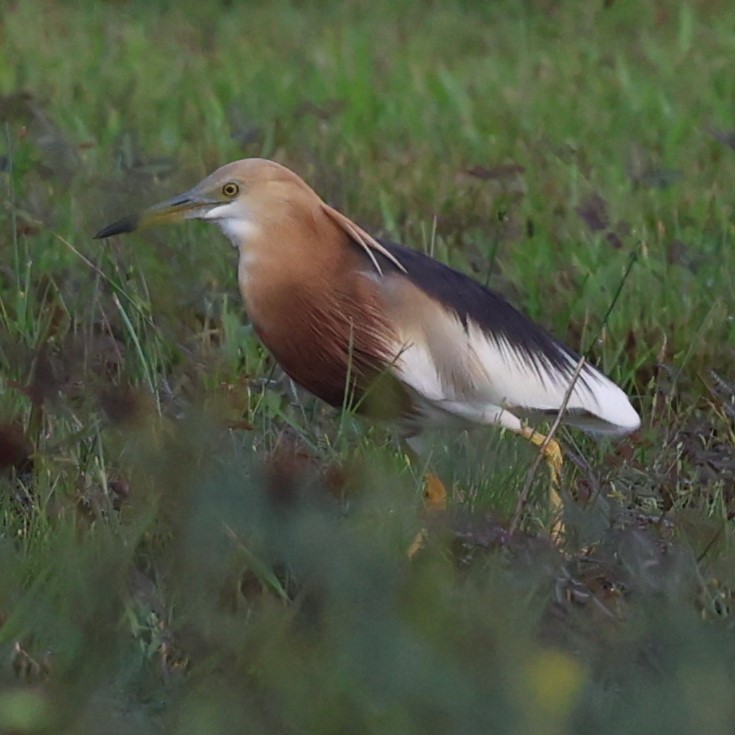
[93,187,217,239]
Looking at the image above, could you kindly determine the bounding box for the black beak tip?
[93,216,138,239]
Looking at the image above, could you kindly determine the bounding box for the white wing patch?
[389,311,639,435]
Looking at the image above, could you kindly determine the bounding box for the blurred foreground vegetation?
[1,0,735,732]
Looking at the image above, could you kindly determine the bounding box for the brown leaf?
[293,99,346,121]
[605,231,623,249]
[706,126,735,152]
[0,423,33,474]
[464,163,526,180]
[99,385,148,426]
[108,478,130,510]
[265,431,349,507]
[576,193,609,232]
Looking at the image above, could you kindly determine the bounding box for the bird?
[94,158,640,535]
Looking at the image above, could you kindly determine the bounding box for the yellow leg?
[407,528,429,559]
[407,472,448,559]
[519,426,564,539]
[423,472,448,512]
[401,436,450,557]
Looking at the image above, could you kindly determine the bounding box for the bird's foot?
[407,472,448,558]
[422,472,448,512]
[407,528,429,559]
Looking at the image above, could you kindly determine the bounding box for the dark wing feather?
[373,240,584,386]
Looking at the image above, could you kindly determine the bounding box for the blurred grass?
[2,0,735,732]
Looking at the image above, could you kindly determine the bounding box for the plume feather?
[321,204,407,276]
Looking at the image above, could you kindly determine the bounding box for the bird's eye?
[222,182,239,197]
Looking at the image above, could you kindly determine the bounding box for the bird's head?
[93,158,316,248]
[94,157,406,275]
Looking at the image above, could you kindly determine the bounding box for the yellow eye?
[222,182,239,197]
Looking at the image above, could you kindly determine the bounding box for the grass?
[1,0,735,731]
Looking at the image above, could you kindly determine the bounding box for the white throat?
[210,217,260,249]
